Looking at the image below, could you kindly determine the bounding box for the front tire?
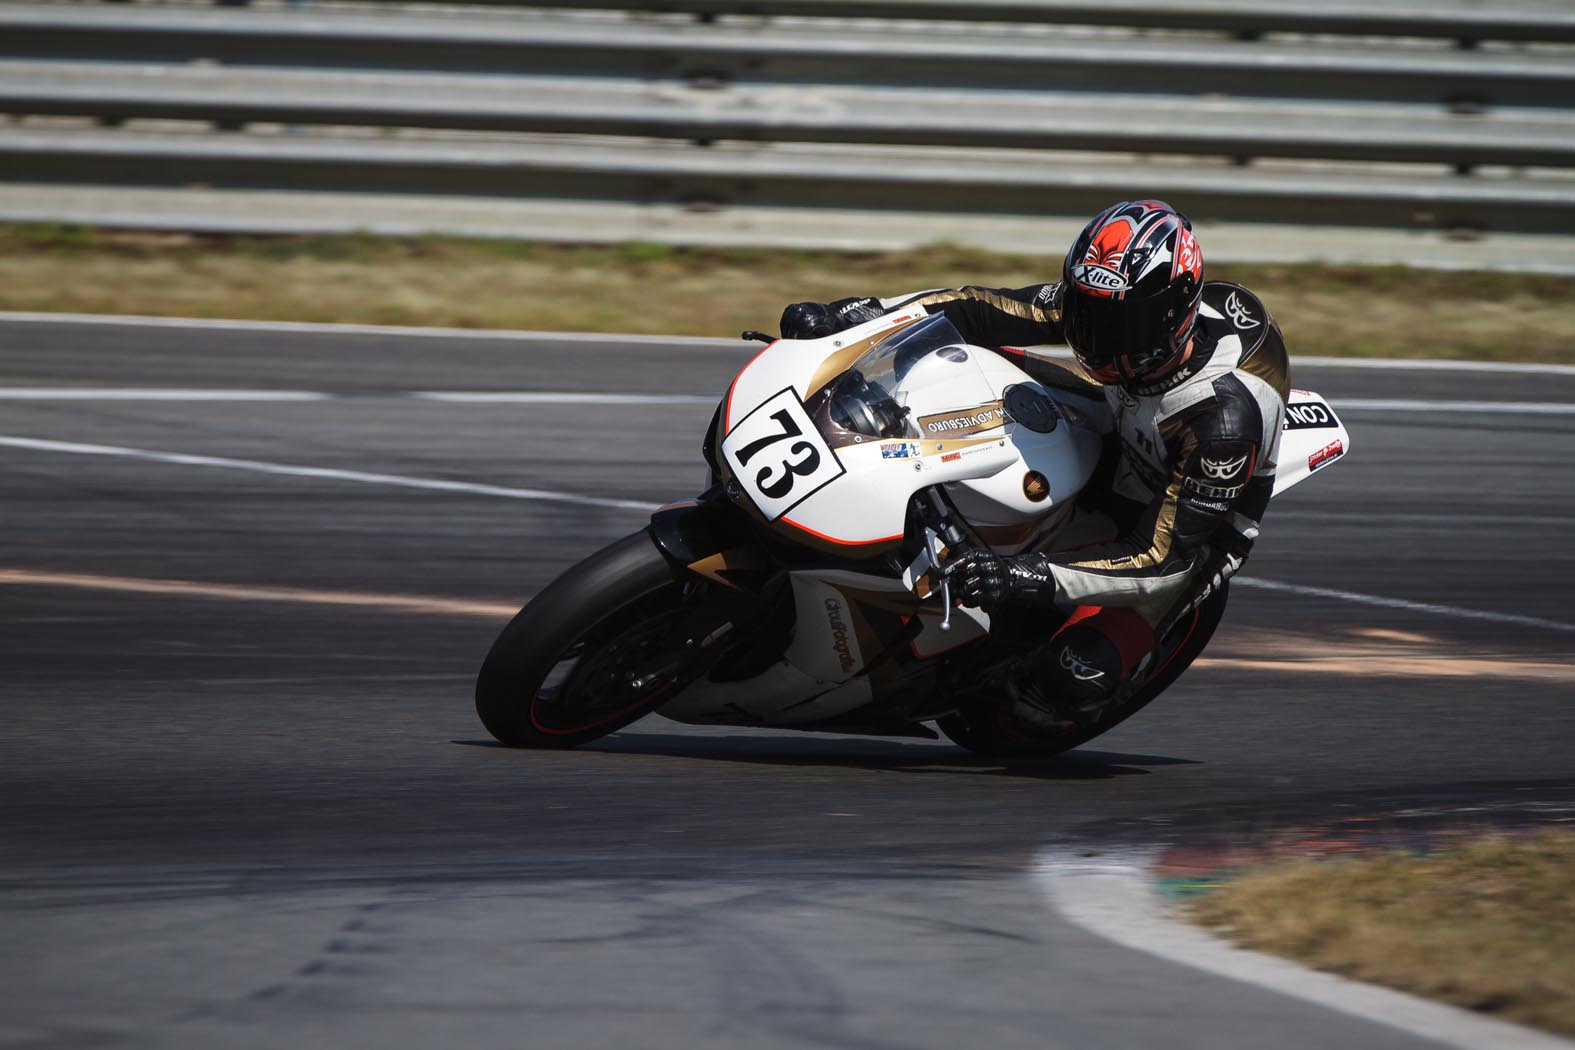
[476,531,686,748]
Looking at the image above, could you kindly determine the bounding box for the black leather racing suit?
[790,281,1291,721]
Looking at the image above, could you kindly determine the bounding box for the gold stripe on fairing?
[828,432,1001,454]
[916,400,1006,439]
[805,314,928,395]
[687,546,771,589]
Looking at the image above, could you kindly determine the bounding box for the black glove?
[942,550,1057,609]
[826,296,887,330]
[779,296,888,340]
[779,301,835,340]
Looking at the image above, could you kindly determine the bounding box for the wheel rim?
[527,588,685,736]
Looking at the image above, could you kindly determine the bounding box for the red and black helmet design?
[1061,200,1203,387]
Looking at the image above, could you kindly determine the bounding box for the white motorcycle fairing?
[713,311,1107,554]
[663,312,1103,727]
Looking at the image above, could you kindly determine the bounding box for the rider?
[778,200,1290,732]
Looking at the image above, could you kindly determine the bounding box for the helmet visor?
[1062,285,1179,380]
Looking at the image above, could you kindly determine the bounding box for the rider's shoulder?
[1199,281,1272,347]
[1202,280,1288,383]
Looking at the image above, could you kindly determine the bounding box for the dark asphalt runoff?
[2,318,1572,1050]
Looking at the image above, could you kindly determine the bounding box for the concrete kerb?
[1034,846,1575,1050]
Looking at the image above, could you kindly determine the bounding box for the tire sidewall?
[475,530,683,748]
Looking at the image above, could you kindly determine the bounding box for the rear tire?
[937,585,1230,758]
[476,531,686,748]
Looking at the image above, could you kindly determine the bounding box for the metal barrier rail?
[2,1,1573,251]
[8,63,1573,171]
[4,4,1571,106]
[7,129,1569,233]
[211,0,1575,47]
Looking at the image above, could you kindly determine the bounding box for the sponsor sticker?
[1071,263,1128,293]
[880,442,920,459]
[918,401,1006,438]
[1308,439,1344,472]
[937,346,970,363]
[719,387,845,521]
[824,597,857,674]
[1023,471,1051,502]
[1284,400,1337,430]
[941,451,962,463]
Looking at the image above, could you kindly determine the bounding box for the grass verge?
[1187,830,1575,1037]
[2,225,1573,363]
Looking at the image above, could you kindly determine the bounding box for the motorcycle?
[476,308,1350,755]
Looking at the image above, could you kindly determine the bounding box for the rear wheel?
[937,585,1229,758]
[476,531,687,748]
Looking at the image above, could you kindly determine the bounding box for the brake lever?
[924,527,953,632]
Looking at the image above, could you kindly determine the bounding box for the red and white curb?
[1034,847,1573,1050]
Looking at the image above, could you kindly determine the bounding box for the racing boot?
[1008,608,1151,733]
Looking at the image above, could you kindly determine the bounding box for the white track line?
[1232,577,1575,634]
[0,388,716,405]
[0,311,742,347]
[411,391,716,405]
[1333,398,1575,415]
[0,388,329,401]
[0,435,658,513]
[1034,848,1575,1050]
[4,311,1573,375]
[1,387,1570,415]
[6,432,1572,635]
[1294,355,1575,376]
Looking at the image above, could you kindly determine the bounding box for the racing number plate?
[720,388,845,520]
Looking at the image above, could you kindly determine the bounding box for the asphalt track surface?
[2,317,1573,1050]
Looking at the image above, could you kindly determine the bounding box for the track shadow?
[454,733,1199,781]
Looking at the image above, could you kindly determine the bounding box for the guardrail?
[1,1,1573,254]
[201,0,1575,47]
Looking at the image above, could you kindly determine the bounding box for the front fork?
[643,494,792,686]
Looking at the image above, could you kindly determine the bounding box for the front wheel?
[475,531,687,748]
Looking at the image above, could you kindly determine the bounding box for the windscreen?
[823,313,985,440]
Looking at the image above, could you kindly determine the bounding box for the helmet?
[1060,200,1203,388]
